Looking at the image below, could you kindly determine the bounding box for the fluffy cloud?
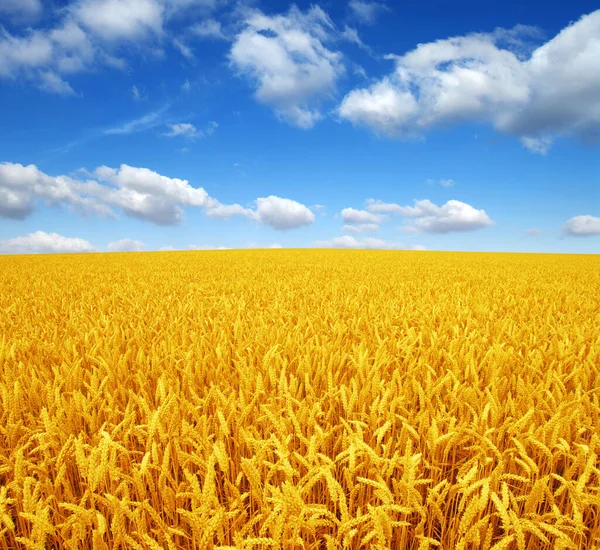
[338,10,600,152]
[73,0,164,42]
[341,207,385,224]
[0,0,220,93]
[0,162,315,230]
[366,198,494,233]
[0,162,112,219]
[342,223,378,233]
[91,164,216,224]
[108,238,145,251]
[562,215,600,236]
[0,162,214,225]
[0,231,95,254]
[229,5,344,128]
[348,1,389,25]
[315,235,420,250]
[205,196,315,230]
[253,196,315,230]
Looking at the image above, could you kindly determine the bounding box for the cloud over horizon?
[338,10,600,153]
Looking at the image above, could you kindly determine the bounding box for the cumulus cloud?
[91,164,216,224]
[0,231,95,254]
[108,238,145,251]
[229,5,344,128]
[348,1,389,25]
[253,196,315,230]
[315,235,420,250]
[0,161,315,230]
[366,198,494,233]
[205,196,315,230]
[562,215,600,236]
[0,161,215,225]
[0,162,113,219]
[338,10,600,152]
[72,0,164,42]
[341,207,385,224]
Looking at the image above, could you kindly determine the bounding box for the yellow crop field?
[1,249,599,550]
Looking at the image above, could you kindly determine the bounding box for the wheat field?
[1,250,599,549]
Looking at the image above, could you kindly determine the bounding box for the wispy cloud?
[104,105,170,135]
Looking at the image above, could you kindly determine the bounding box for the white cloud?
[342,223,378,233]
[520,136,553,155]
[0,0,42,22]
[337,10,600,152]
[73,0,164,42]
[92,164,216,224]
[0,0,220,92]
[365,198,407,214]
[0,161,215,225]
[253,196,315,230]
[0,231,95,254]
[105,107,168,135]
[0,162,315,231]
[108,238,145,251]
[341,207,385,224]
[173,38,194,60]
[38,71,75,95]
[404,200,494,233]
[526,228,541,237]
[562,215,600,236]
[181,79,191,93]
[366,198,493,233]
[164,122,198,138]
[205,203,254,219]
[340,26,369,52]
[439,178,455,188]
[315,235,409,250]
[163,121,217,139]
[158,245,176,251]
[0,162,111,219]
[131,85,145,100]
[189,244,230,250]
[191,19,227,40]
[269,243,283,248]
[205,196,315,230]
[338,78,419,137]
[229,5,344,128]
[348,0,389,25]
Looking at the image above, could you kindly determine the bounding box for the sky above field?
[0,0,599,254]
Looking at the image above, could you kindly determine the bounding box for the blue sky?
[0,0,598,253]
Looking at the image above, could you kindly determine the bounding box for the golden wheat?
[1,249,599,549]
